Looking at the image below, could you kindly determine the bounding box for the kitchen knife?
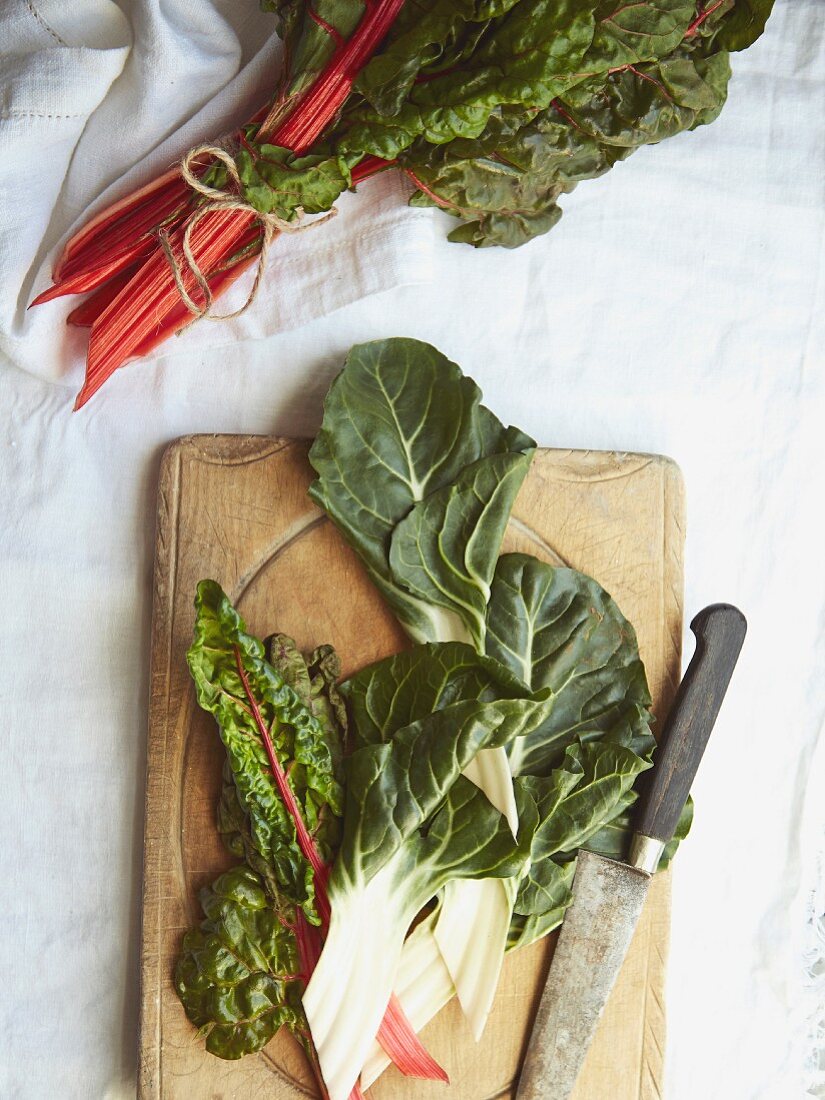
[515,603,747,1100]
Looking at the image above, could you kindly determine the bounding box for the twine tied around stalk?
[158,143,338,324]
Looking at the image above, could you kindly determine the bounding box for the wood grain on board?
[139,435,685,1100]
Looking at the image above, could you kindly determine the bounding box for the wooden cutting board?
[139,435,685,1100]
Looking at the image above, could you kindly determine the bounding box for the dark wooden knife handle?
[635,603,746,845]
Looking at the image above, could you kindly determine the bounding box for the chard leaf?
[714,0,775,51]
[174,867,304,1059]
[336,692,552,889]
[389,451,533,646]
[505,737,651,946]
[376,0,772,247]
[309,338,535,644]
[216,761,286,903]
[256,0,775,249]
[485,553,654,776]
[234,144,350,220]
[343,640,538,748]
[507,788,693,949]
[506,866,575,950]
[179,593,354,1069]
[217,634,347,895]
[267,634,347,776]
[355,0,525,116]
[187,580,344,924]
[261,0,365,99]
[519,740,651,864]
[339,0,600,160]
[584,0,695,70]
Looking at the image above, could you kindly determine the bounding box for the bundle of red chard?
[32,0,774,409]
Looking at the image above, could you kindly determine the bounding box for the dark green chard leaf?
[506,737,653,949]
[508,792,694,949]
[335,691,552,889]
[584,0,695,70]
[388,452,533,645]
[343,640,539,748]
[309,338,534,645]
[187,580,344,924]
[216,761,286,903]
[339,0,601,160]
[520,740,651,863]
[507,866,577,950]
[485,553,654,776]
[712,0,775,51]
[174,867,305,1059]
[355,0,772,247]
[260,0,368,100]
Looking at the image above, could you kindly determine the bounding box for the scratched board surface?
[139,436,684,1100]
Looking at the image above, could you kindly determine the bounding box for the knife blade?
[516,602,747,1100]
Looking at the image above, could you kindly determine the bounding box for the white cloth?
[0,2,823,1100]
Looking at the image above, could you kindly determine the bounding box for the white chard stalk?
[303,858,422,1100]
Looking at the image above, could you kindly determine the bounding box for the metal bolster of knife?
[628,834,665,874]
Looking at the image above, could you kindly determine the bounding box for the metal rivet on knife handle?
[631,603,747,869]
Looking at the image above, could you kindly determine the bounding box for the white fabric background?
[1,1,823,1098]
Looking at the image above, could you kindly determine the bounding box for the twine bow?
[158,143,338,324]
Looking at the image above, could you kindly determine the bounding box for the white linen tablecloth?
[1,1,823,1098]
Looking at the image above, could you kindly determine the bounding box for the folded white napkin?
[0,0,435,388]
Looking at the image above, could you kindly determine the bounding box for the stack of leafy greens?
[175,338,689,1099]
[177,602,449,1099]
[270,0,776,248]
[35,0,775,407]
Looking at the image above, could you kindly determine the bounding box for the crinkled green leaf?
[399,36,735,246]
[216,761,286,903]
[174,867,304,1059]
[520,739,651,864]
[216,634,347,894]
[187,580,343,924]
[338,0,600,161]
[584,0,694,70]
[559,49,732,147]
[254,0,774,248]
[179,603,352,1066]
[485,553,654,777]
[234,144,350,220]
[356,0,524,116]
[506,863,576,950]
[505,737,651,946]
[309,338,534,644]
[267,633,347,783]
